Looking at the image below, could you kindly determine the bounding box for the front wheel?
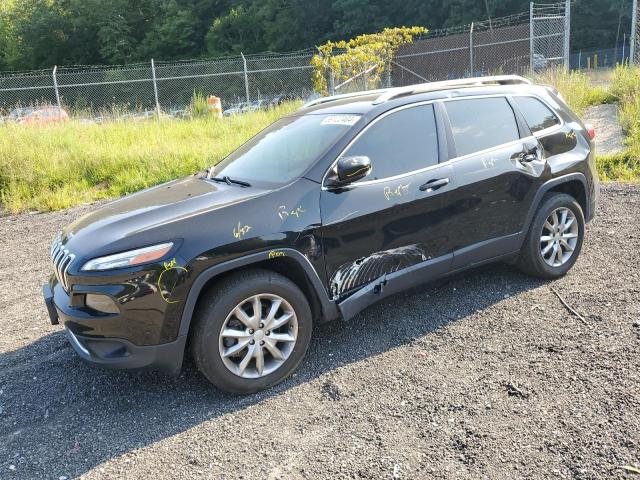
[517,192,585,279]
[191,269,312,394]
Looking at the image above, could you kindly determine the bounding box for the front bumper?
[43,282,186,374]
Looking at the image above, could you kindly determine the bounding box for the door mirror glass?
[328,155,372,187]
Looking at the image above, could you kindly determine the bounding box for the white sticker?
[321,115,361,126]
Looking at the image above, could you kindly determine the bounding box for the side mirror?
[327,156,372,187]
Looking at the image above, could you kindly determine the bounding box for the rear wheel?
[517,192,585,278]
[191,269,312,394]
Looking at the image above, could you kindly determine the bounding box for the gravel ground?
[0,183,639,480]
[582,104,625,155]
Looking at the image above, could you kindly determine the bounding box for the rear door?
[443,96,547,268]
[319,103,456,300]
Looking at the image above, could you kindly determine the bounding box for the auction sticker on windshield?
[320,115,361,126]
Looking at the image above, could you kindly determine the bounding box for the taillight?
[585,123,596,139]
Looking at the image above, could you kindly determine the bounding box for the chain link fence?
[0,2,569,121]
[392,3,568,87]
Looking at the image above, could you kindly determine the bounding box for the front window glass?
[212,114,359,185]
[341,104,439,181]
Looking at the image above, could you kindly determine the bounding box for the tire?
[517,192,585,279]
[190,269,312,394]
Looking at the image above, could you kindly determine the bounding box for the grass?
[0,102,299,213]
[530,68,616,116]
[601,65,640,181]
[2,66,640,214]
[533,66,640,182]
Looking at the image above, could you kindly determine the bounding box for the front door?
[319,103,457,300]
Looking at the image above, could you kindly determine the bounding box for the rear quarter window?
[513,96,560,133]
[444,97,520,157]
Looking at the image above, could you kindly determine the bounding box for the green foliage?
[0,102,300,213]
[527,66,639,182]
[610,65,640,130]
[596,151,640,182]
[188,90,211,118]
[205,5,265,56]
[311,26,427,94]
[0,0,633,71]
[607,65,640,181]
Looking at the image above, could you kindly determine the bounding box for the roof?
[300,75,535,115]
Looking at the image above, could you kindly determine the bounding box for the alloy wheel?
[218,294,298,379]
[539,207,579,267]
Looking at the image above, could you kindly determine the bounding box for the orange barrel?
[207,96,223,118]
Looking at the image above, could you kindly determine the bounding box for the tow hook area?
[42,283,59,325]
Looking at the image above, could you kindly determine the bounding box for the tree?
[205,5,267,56]
[311,26,427,94]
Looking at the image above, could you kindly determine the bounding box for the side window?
[513,96,560,133]
[445,97,520,157]
[343,104,438,180]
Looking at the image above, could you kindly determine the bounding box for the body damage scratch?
[330,244,429,299]
[158,258,188,304]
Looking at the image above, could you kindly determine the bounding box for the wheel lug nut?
[260,340,265,346]
[259,323,264,328]
[249,329,254,334]
[266,330,270,335]
[250,340,255,345]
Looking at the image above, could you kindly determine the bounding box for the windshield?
[211,114,360,185]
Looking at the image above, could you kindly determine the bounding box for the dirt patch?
[582,104,625,155]
[0,184,639,479]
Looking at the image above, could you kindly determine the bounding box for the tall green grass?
[530,68,615,116]
[596,65,640,182]
[0,103,299,213]
[532,66,639,182]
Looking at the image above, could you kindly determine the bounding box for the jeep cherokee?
[43,75,599,394]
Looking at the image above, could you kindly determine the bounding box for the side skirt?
[337,233,522,322]
[338,254,452,321]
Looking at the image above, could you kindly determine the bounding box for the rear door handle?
[419,178,449,192]
[512,147,539,163]
[519,152,537,163]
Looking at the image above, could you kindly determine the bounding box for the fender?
[517,172,589,248]
[177,248,340,337]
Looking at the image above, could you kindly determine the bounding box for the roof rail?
[372,75,532,104]
[300,75,532,110]
[300,88,391,109]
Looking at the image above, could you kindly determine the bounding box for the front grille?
[51,235,75,292]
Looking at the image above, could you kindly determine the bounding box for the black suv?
[43,75,599,393]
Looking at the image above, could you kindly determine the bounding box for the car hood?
[63,176,267,257]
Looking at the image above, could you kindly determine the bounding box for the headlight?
[81,242,173,271]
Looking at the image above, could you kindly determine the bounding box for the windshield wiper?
[210,175,252,187]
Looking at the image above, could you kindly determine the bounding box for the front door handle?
[419,177,449,192]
